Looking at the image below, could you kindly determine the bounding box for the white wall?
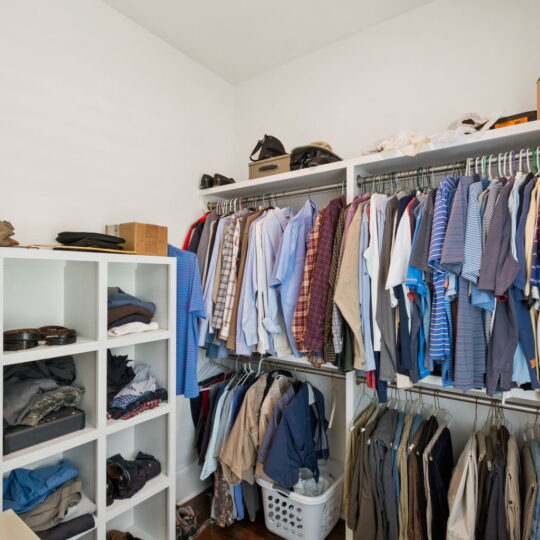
[0,0,234,247]
[0,0,234,504]
[234,0,540,178]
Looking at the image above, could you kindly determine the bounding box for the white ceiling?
[103,0,432,83]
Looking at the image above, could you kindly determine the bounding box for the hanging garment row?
[189,363,331,528]
[185,146,540,399]
[346,384,540,540]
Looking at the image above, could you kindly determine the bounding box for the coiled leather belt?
[3,326,77,351]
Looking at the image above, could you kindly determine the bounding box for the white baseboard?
[175,461,211,505]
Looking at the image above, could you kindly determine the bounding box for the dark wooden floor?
[182,490,345,540]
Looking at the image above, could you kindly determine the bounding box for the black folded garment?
[37,513,95,539]
[4,356,76,385]
[62,238,124,250]
[57,232,125,244]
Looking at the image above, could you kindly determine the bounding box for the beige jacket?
[446,434,477,540]
[505,436,521,540]
[220,374,268,485]
[335,202,366,369]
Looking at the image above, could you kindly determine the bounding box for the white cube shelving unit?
[0,248,176,540]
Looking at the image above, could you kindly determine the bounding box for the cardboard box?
[537,78,540,120]
[106,222,167,256]
[0,510,39,539]
[249,154,290,179]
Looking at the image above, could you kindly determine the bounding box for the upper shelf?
[353,119,540,176]
[199,121,540,200]
[200,159,348,201]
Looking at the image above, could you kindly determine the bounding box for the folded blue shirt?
[108,288,156,314]
[3,460,78,514]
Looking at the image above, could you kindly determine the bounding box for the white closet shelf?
[352,120,540,175]
[200,159,348,201]
[199,121,540,203]
[416,375,540,404]
[106,402,170,434]
[106,329,171,348]
[1,337,98,365]
[1,427,98,473]
[105,473,170,521]
[0,247,171,265]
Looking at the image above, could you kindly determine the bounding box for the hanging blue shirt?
[271,200,317,357]
[168,246,205,398]
[406,202,430,379]
[428,177,459,386]
[237,212,267,355]
[3,460,78,514]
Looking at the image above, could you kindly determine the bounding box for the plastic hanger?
[488,154,496,181]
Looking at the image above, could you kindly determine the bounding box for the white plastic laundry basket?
[256,460,343,540]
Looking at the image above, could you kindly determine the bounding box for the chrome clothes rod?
[356,375,540,415]
[357,147,540,186]
[206,182,345,211]
[219,356,346,380]
[357,161,466,187]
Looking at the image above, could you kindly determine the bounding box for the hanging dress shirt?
[199,217,230,346]
[271,200,318,358]
[428,177,459,385]
[237,211,267,355]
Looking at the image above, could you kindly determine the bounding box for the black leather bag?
[250,134,286,161]
[290,146,341,170]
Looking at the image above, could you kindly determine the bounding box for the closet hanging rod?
[356,376,540,415]
[223,356,346,380]
[357,147,540,186]
[206,181,345,211]
[357,161,465,186]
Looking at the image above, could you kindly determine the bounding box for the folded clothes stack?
[107,350,168,420]
[107,287,158,336]
[56,231,125,251]
[3,460,96,540]
[3,356,86,454]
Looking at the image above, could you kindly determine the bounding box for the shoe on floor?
[176,505,197,539]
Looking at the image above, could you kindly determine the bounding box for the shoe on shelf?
[213,173,235,186]
[107,451,161,500]
[176,505,197,539]
[106,478,115,506]
[199,174,214,190]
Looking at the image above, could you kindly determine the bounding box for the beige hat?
[291,141,341,160]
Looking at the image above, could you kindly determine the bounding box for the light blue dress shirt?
[261,208,293,355]
[237,212,267,355]
[271,200,317,357]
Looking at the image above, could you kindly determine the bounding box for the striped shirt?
[428,176,459,385]
[462,181,485,283]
